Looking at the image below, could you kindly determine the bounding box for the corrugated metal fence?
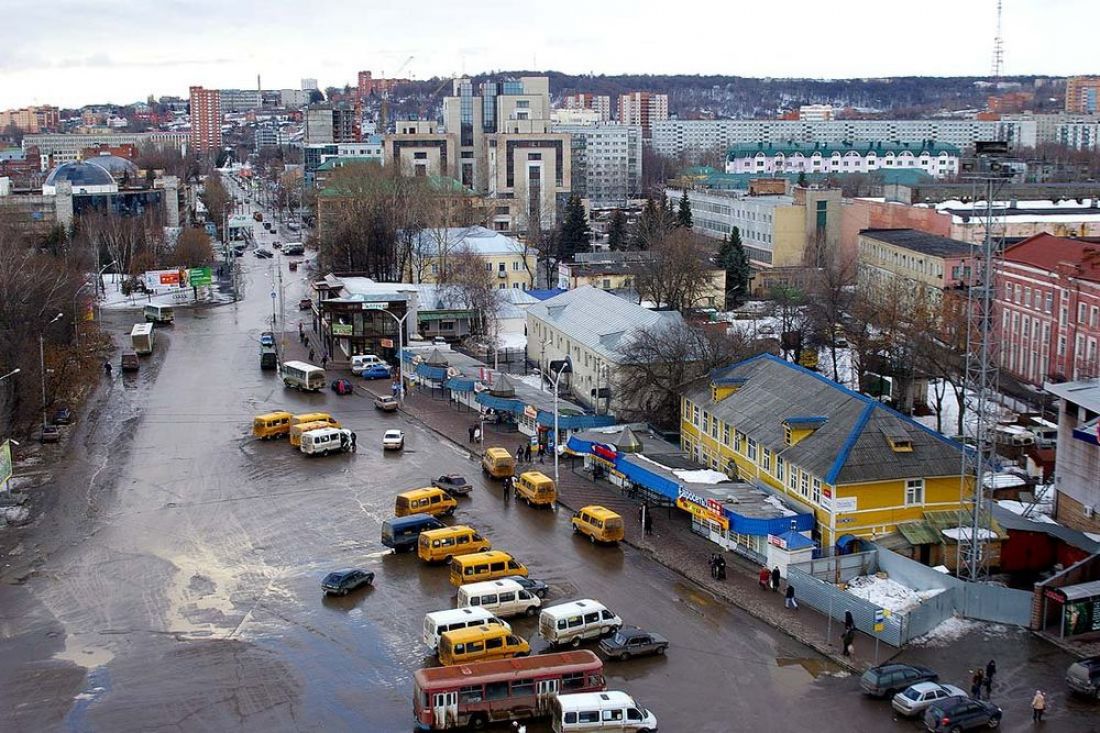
[786,565,907,647]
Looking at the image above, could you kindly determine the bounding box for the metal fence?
[794,551,877,584]
[787,565,906,647]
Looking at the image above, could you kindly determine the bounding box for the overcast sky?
[2,0,1096,109]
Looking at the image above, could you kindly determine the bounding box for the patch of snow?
[495,332,527,350]
[996,500,1057,523]
[0,506,30,525]
[844,575,944,614]
[1085,532,1100,543]
[515,374,545,390]
[912,616,983,646]
[763,495,797,517]
[983,473,1026,490]
[672,468,730,485]
[942,527,998,541]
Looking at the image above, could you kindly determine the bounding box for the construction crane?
[380,56,415,133]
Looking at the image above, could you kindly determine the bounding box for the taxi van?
[449,550,528,587]
[481,447,516,479]
[571,505,625,544]
[457,579,542,619]
[289,420,334,447]
[418,525,491,563]
[516,470,556,507]
[395,487,458,518]
[437,624,530,667]
[252,411,292,440]
[291,412,340,428]
[422,607,511,651]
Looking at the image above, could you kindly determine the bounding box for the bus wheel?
[468,713,488,730]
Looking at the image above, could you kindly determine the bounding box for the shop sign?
[676,487,728,530]
[768,533,787,549]
[361,302,386,310]
[380,338,394,348]
[592,444,617,462]
[331,323,353,336]
[833,497,858,513]
[523,405,538,420]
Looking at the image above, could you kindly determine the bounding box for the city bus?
[412,650,605,731]
[281,361,325,391]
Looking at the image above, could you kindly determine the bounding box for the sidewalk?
[349,373,886,674]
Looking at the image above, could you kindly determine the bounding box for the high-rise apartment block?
[0,106,60,133]
[1065,76,1100,114]
[304,105,359,145]
[188,86,222,154]
[218,89,263,113]
[562,94,612,122]
[617,92,669,138]
[357,71,408,98]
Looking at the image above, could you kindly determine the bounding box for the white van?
[144,303,174,324]
[130,323,154,355]
[551,691,658,733]
[299,427,352,456]
[422,607,511,651]
[539,599,622,648]
[457,579,542,619]
[282,360,325,391]
[350,354,383,375]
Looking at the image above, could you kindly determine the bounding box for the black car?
[923,697,1002,732]
[321,569,374,596]
[860,663,938,698]
[254,248,273,259]
[598,626,669,661]
[432,474,473,497]
[51,406,73,425]
[1067,655,1100,698]
[504,575,548,599]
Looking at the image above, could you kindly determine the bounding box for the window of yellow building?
[905,478,925,506]
[747,438,758,462]
[702,412,709,434]
[799,470,809,498]
[783,425,793,445]
[762,447,771,473]
[710,418,718,440]
[776,455,785,482]
[691,404,699,427]
[812,478,821,505]
[722,423,730,446]
[735,431,745,453]
[787,464,797,490]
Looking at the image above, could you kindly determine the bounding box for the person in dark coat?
[771,566,781,592]
[970,669,984,699]
[643,511,653,536]
[537,444,545,463]
[842,627,855,657]
[350,432,357,452]
[844,610,855,632]
[985,659,996,696]
[784,584,798,610]
[716,555,726,580]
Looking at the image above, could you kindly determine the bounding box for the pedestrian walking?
[104,360,113,376]
[709,555,718,579]
[473,427,481,443]
[1031,690,1046,722]
[298,322,303,341]
[516,445,524,462]
[350,432,357,452]
[985,659,996,696]
[537,444,545,463]
[308,348,315,362]
[784,584,798,610]
[304,335,310,349]
[771,566,781,592]
[716,555,726,580]
[503,476,512,504]
[758,566,770,590]
[842,626,855,657]
[321,355,328,370]
[524,444,532,463]
[643,511,653,536]
[970,669,984,700]
[844,610,855,633]
[470,426,478,444]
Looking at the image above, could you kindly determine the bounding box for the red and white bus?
[413,650,605,731]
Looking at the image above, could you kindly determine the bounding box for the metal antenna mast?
[991,0,1005,80]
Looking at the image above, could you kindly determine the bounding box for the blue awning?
[475,392,524,414]
[535,412,616,430]
[416,363,449,381]
[445,377,476,392]
[617,456,681,500]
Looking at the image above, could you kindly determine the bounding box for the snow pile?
[912,616,982,647]
[515,374,545,391]
[983,473,1026,490]
[845,575,944,614]
[763,495,797,517]
[996,500,1057,523]
[0,506,30,526]
[495,332,527,350]
[942,527,998,541]
[672,468,730,485]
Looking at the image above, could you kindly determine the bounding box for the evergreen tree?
[607,209,628,250]
[718,226,750,308]
[632,197,662,250]
[557,195,591,262]
[660,194,677,229]
[676,189,693,228]
[797,171,807,187]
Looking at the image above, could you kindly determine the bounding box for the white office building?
[726,141,960,179]
[553,123,642,207]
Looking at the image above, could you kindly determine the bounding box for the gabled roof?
[682,354,967,485]
[412,226,526,256]
[1002,233,1100,283]
[859,228,973,258]
[526,286,685,363]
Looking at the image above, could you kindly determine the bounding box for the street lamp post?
[547,359,572,490]
[382,309,412,403]
[75,260,118,345]
[40,313,63,429]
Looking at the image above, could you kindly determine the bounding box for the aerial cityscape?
[3,1,1100,731]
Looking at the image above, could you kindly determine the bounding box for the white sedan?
[382,430,405,451]
[891,682,968,717]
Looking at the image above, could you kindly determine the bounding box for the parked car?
[382,430,405,450]
[891,682,968,718]
[260,331,275,347]
[505,575,549,599]
[432,336,447,345]
[374,395,398,412]
[923,697,1002,732]
[51,406,73,425]
[298,298,312,311]
[272,240,282,248]
[254,248,273,259]
[121,352,140,372]
[860,663,938,698]
[330,378,354,395]
[321,568,374,596]
[597,626,669,661]
[360,364,392,380]
[432,474,473,497]
[39,424,61,444]
[1067,656,1100,698]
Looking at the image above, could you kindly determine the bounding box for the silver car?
[891,682,968,717]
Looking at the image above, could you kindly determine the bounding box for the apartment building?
[727,140,960,180]
[0,106,59,133]
[1045,380,1100,533]
[218,89,263,113]
[995,233,1100,387]
[383,121,459,180]
[408,226,535,289]
[617,92,668,139]
[552,123,642,207]
[1065,76,1100,114]
[188,86,222,154]
[304,105,358,145]
[562,94,613,121]
[856,229,972,316]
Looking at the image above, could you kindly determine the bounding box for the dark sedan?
[860,663,938,698]
[597,626,669,661]
[321,569,374,596]
[504,575,549,599]
[923,697,1001,732]
[330,378,354,395]
[52,406,73,425]
[432,474,473,497]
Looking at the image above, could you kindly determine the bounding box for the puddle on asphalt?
[53,635,115,669]
[63,665,112,732]
[775,655,837,678]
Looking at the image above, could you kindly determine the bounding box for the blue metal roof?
[775,530,815,550]
[445,377,476,392]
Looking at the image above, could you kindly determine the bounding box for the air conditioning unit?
[1084,505,1095,519]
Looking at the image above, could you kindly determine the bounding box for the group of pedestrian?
[709,554,726,580]
[969,659,997,700]
[468,424,482,444]
[514,443,543,464]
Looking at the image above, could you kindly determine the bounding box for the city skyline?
[2,0,1099,109]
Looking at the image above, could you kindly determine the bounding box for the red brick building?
[994,233,1100,387]
[188,86,222,154]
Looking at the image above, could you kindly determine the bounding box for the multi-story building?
[383,121,458,180]
[218,89,263,112]
[562,94,612,121]
[680,353,972,549]
[1044,380,1100,533]
[651,118,1036,158]
[301,78,319,91]
[726,140,960,180]
[666,184,841,267]
[550,108,604,126]
[994,233,1100,387]
[279,89,310,108]
[22,132,188,170]
[617,92,668,139]
[935,199,1100,243]
[357,70,409,98]
[552,123,641,207]
[486,124,571,230]
[0,106,60,133]
[1065,76,1100,114]
[856,229,972,317]
[526,286,685,414]
[407,226,535,289]
[304,105,358,145]
[188,86,222,154]
[557,251,726,308]
[798,104,834,122]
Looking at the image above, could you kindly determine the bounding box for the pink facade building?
[995,233,1100,387]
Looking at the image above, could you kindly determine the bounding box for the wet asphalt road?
[1,198,1089,733]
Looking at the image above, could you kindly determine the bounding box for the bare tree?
[615,322,757,429]
[74,209,163,276]
[201,174,231,238]
[631,229,718,312]
[441,247,498,337]
[168,227,214,268]
[806,253,856,383]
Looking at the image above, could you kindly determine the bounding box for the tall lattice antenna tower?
[991,0,1005,80]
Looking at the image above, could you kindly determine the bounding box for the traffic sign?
[873,608,886,633]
